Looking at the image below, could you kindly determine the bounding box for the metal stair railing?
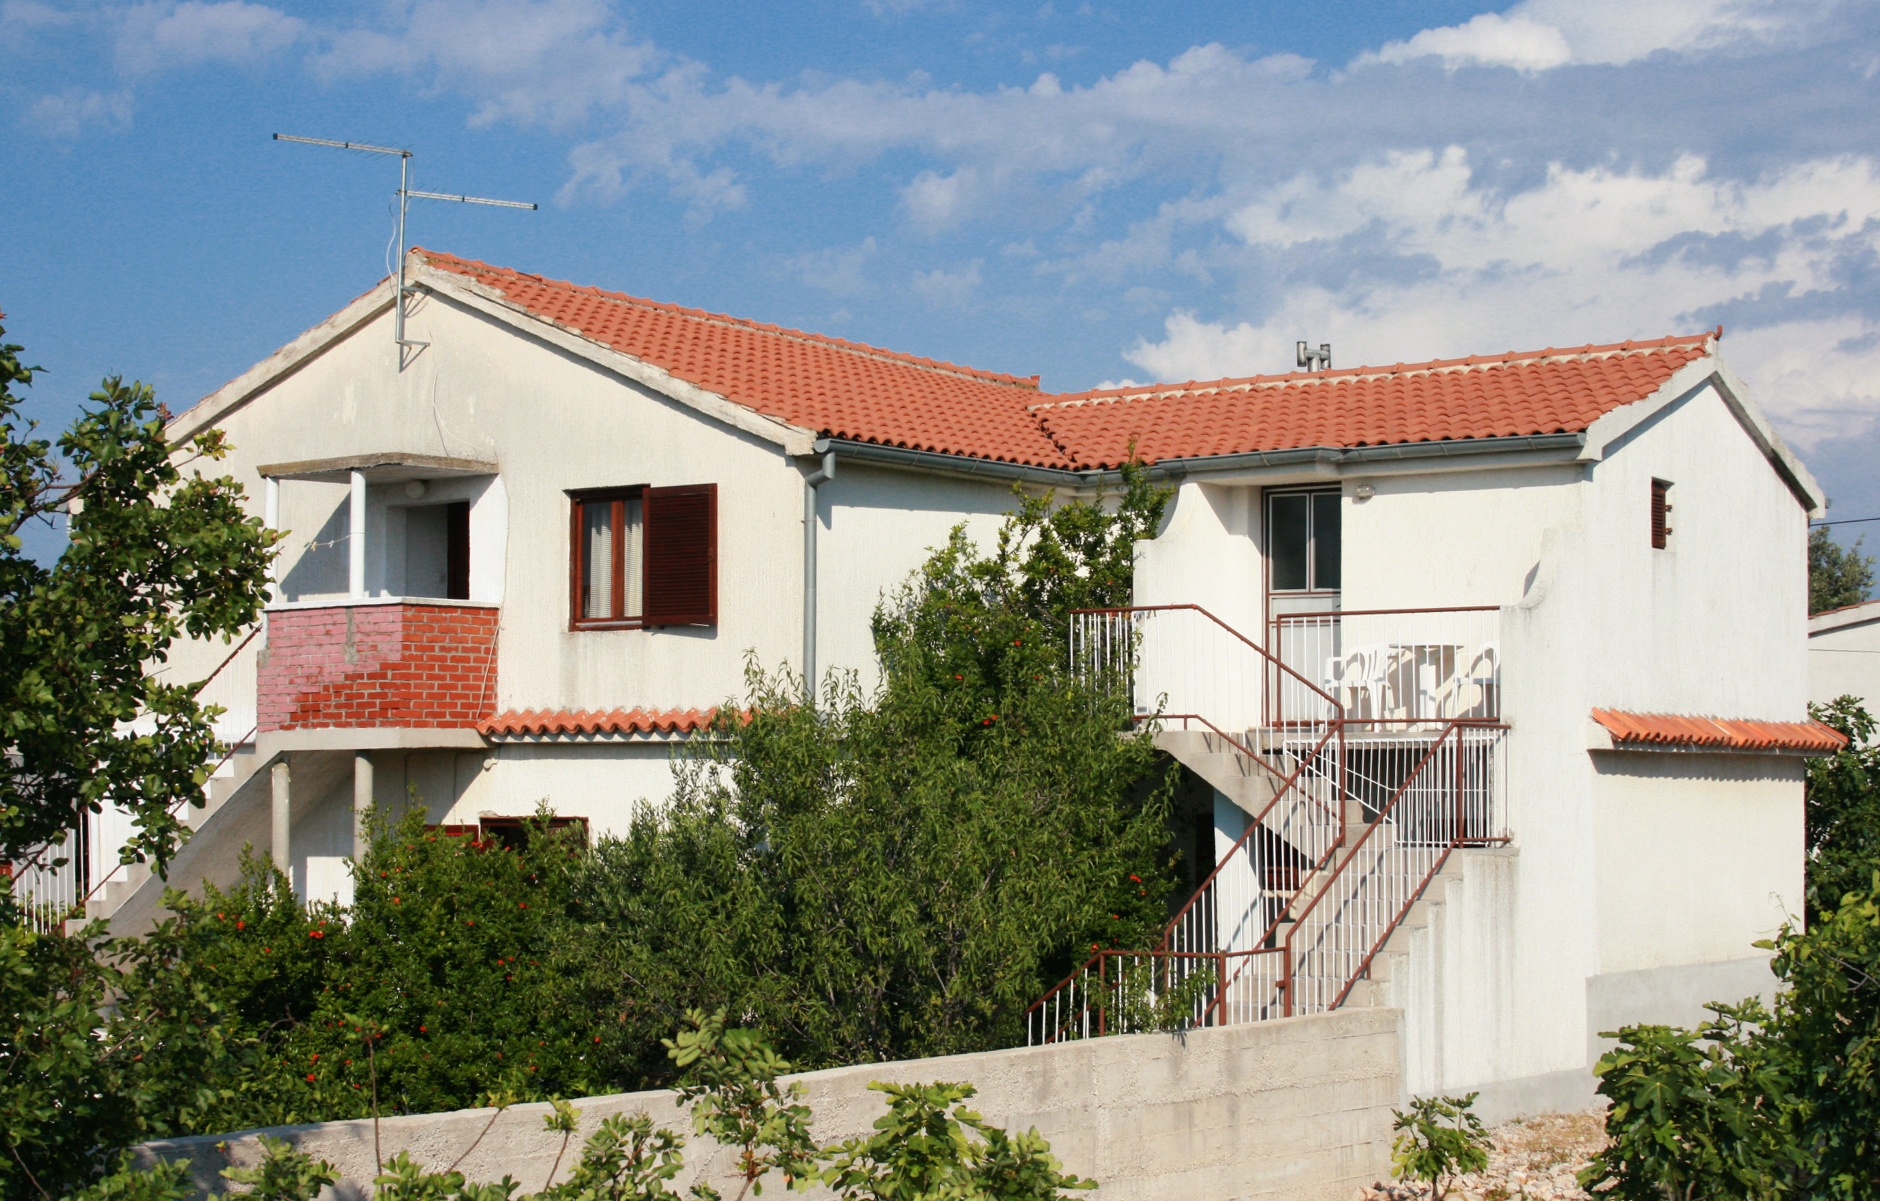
[1026,606,1508,1043]
[1027,607,1347,1044]
[1279,720,1509,1017]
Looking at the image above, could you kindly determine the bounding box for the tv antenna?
[273,133,536,354]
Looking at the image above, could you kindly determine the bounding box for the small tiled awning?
[1589,708,1848,755]
[480,707,718,742]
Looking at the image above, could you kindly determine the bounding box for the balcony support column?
[270,759,291,877]
[348,468,367,599]
[352,751,373,860]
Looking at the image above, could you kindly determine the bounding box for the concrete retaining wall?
[137,1008,1400,1201]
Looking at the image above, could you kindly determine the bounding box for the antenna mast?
[273,133,536,353]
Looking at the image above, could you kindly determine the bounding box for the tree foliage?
[1583,878,1880,1201]
[577,473,1178,1078]
[0,319,276,880]
[1809,527,1874,615]
[1806,698,1880,924]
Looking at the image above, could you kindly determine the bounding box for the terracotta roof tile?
[1591,708,1847,754]
[1032,336,1716,468]
[415,250,1718,470]
[417,250,1071,468]
[480,708,717,739]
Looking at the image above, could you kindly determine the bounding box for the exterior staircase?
[1025,604,1507,1044]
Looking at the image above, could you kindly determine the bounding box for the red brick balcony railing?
[258,601,499,731]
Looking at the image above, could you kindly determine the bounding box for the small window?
[1268,488,1342,593]
[569,483,717,628]
[1651,479,1673,550]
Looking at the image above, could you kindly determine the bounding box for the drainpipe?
[802,447,837,701]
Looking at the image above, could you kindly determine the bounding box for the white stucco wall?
[1810,600,1880,710]
[1339,465,1584,611]
[166,295,1019,727]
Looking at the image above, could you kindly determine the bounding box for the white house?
[1810,598,1880,711]
[67,247,1840,1119]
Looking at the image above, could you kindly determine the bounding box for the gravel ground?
[1357,1110,1611,1201]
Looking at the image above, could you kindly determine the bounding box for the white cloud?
[25,87,132,137]
[117,1,303,75]
[910,260,983,308]
[310,0,660,130]
[1124,148,1880,446]
[1365,13,1572,73]
[790,237,879,296]
[1359,0,1842,72]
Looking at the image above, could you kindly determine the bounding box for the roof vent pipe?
[1296,341,1331,372]
[802,446,837,703]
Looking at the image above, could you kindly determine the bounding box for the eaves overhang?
[812,430,1590,488]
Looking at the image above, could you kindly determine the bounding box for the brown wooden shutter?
[446,501,471,600]
[642,483,717,626]
[1651,480,1670,549]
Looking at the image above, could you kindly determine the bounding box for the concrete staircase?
[1344,845,1521,1097]
[85,740,264,923]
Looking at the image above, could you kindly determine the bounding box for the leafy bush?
[1770,876,1880,1201]
[112,807,618,1133]
[1805,698,1880,924]
[1390,1093,1490,1201]
[1579,1003,1802,1201]
[578,474,1178,1078]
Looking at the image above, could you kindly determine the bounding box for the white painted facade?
[1810,598,1880,711]
[1129,363,1820,1115]
[101,259,1827,1121]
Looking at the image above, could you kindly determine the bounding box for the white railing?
[1071,605,1307,732]
[1270,608,1501,729]
[1280,722,1507,1016]
[9,820,92,934]
[1036,606,1511,1042]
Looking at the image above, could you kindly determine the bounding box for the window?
[1651,479,1673,550]
[1267,489,1342,592]
[569,483,717,628]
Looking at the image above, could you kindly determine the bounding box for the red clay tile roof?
[1033,335,1716,468]
[480,708,717,739]
[417,250,1718,470]
[1591,708,1847,754]
[417,250,1072,468]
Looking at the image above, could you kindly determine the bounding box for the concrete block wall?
[139,1008,1401,1201]
[259,603,500,731]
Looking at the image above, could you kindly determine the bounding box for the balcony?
[259,598,499,731]
[1070,604,1500,733]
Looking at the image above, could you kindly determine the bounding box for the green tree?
[579,474,1177,1079]
[1804,698,1880,923]
[0,319,276,883]
[1768,878,1880,1201]
[1809,527,1874,614]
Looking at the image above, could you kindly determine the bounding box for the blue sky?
[6,0,1880,559]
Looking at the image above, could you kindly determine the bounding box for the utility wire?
[1811,516,1880,527]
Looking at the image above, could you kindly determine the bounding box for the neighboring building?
[1810,598,1880,712]
[63,248,1838,1118]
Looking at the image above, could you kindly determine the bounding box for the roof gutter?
[815,430,1589,487]
[812,438,1089,487]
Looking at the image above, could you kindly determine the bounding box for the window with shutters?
[568,483,717,629]
[1651,479,1673,550]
